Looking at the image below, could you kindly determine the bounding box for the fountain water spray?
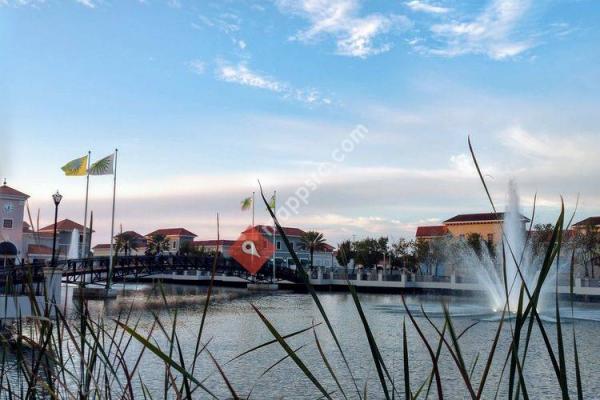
[68,228,80,259]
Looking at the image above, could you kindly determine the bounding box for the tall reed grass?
[0,141,585,399]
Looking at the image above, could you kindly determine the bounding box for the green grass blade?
[348,284,391,400]
[259,183,362,399]
[251,303,332,399]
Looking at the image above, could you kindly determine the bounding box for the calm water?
[35,284,600,398]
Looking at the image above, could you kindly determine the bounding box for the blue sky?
[1,0,599,244]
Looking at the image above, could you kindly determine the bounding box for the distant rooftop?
[39,219,91,233]
[444,212,530,224]
[194,240,236,247]
[416,225,449,238]
[0,181,29,199]
[573,217,600,227]
[146,228,197,238]
[247,225,306,237]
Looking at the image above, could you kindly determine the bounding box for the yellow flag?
[61,155,88,176]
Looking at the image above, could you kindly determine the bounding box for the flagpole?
[81,151,91,258]
[106,149,118,292]
[252,191,255,227]
[272,190,276,282]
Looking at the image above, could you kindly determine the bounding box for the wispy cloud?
[196,13,241,34]
[214,61,332,105]
[414,0,535,59]
[406,1,450,15]
[75,0,95,8]
[217,62,284,92]
[276,0,411,58]
[188,59,206,75]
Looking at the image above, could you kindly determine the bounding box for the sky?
[1,0,599,245]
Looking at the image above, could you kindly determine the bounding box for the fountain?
[68,228,80,259]
[469,181,563,314]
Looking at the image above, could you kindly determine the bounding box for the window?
[3,219,13,229]
[172,241,177,250]
[487,234,494,242]
[276,241,281,250]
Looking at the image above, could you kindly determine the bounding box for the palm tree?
[147,233,170,255]
[301,230,327,268]
[114,232,140,256]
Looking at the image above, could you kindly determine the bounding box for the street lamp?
[51,191,63,268]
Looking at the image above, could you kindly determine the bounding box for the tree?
[466,233,483,257]
[179,241,196,256]
[336,240,354,268]
[575,224,600,278]
[114,232,139,256]
[147,233,170,255]
[390,238,414,268]
[414,240,430,266]
[376,237,389,266]
[353,238,381,268]
[531,223,554,258]
[301,231,327,267]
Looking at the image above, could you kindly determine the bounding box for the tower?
[0,180,29,266]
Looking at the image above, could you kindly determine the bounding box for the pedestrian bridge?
[57,255,305,286]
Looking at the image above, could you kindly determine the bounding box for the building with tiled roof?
[0,181,29,266]
[415,212,531,245]
[145,228,197,254]
[573,217,600,234]
[241,225,338,268]
[39,219,89,233]
[93,231,149,257]
[415,225,449,242]
[193,239,236,257]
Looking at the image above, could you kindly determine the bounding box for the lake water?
[44,284,600,398]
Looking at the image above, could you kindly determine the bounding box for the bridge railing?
[0,265,46,296]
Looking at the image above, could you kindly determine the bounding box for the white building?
[0,181,29,266]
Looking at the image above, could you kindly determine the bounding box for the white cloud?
[237,40,247,49]
[406,1,450,14]
[416,0,535,59]
[217,62,285,92]
[214,61,332,105]
[197,13,241,34]
[75,0,95,8]
[276,0,411,58]
[188,59,205,75]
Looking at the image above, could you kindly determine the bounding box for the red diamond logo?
[230,227,275,275]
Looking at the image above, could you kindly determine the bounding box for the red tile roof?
[320,243,335,252]
[39,219,89,233]
[573,217,600,227]
[146,228,197,238]
[444,212,530,224]
[117,231,146,240]
[27,244,53,255]
[93,244,111,250]
[247,225,306,237]
[0,184,29,199]
[416,225,449,238]
[194,240,235,247]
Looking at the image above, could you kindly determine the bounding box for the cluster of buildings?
[93,225,338,268]
[2,180,599,269]
[415,212,599,244]
[0,181,338,268]
[0,181,91,266]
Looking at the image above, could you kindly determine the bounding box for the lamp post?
[51,191,63,268]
